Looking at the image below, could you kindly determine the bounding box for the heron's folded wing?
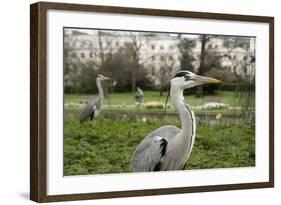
[80,101,96,122]
[132,136,168,172]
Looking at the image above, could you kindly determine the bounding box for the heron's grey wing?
[132,136,167,172]
[80,101,96,123]
[131,125,180,172]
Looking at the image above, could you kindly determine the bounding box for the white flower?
[198,102,229,110]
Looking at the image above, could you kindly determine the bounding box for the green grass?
[65,91,238,105]
[64,117,255,176]
[64,91,248,113]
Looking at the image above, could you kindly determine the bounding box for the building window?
[160,56,165,61]
[115,41,119,47]
[106,41,111,47]
[169,56,173,61]
[89,52,93,58]
[81,52,85,58]
[169,45,174,50]
[151,45,155,50]
[71,52,77,58]
[160,45,164,50]
[151,56,155,60]
[151,67,155,75]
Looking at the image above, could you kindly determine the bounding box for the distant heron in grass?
[131,70,221,171]
[135,86,144,103]
[80,74,110,123]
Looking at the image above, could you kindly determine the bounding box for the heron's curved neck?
[96,80,104,99]
[170,86,194,139]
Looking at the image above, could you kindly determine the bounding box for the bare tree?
[196,35,208,97]
[97,31,105,67]
[177,35,196,71]
[223,37,255,83]
[157,55,176,96]
[126,32,146,92]
[96,31,116,96]
[196,35,221,97]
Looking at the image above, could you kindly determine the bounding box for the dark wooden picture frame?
[30,1,274,202]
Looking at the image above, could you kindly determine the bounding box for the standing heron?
[131,70,221,172]
[80,74,110,123]
[135,86,144,103]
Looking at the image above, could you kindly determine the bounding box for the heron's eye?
[184,75,191,81]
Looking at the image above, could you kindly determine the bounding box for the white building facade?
[64,29,255,84]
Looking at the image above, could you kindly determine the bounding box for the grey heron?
[131,70,221,171]
[135,86,144,103]
[80,74,110,123]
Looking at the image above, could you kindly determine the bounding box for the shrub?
[199,102,229,110]
[219,82,255,92]
[144,101,165,109]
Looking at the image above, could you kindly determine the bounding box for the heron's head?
[171,70,221,90]
[96,74,110,81]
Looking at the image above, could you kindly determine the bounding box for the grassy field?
[64,116,255,176]
[64,91,249,114]
[65,91,238,106]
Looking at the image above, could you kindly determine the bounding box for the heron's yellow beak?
[196,75,221,84]
[103,76,110,80]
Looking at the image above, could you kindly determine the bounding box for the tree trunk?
[131,49,138,92]
[132,65,136,92]
[159,87,163,97]
[196,35,207,98]
[97,31,105,67]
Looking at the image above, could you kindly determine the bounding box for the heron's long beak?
[195,75,221,84]
[103,76,110,80]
